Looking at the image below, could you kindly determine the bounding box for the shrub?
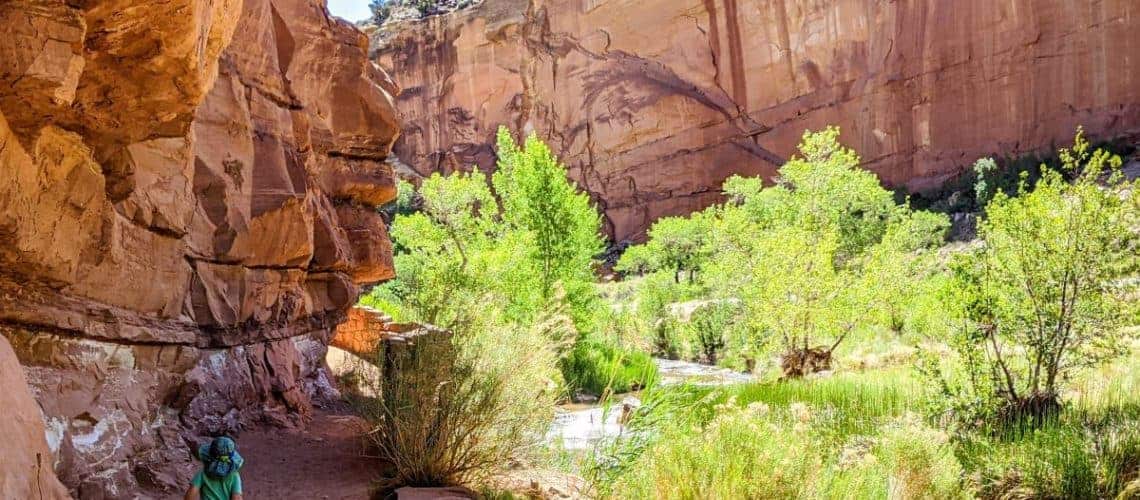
[355,312,560,490]
[826,417,967,499]
[972,157,999,210]
[924,129,1140,426]
[683,301,739,365]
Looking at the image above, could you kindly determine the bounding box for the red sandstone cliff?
[373,0,1140,241]
[0,0,398,496]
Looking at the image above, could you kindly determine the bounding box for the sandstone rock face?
[374,0,1140,241]
[0,337,70,500]
[0,0,397,496]
[331,306,438,359]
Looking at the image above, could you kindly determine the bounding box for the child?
[185,436,244,500]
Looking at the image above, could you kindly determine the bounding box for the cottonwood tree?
[928,129,1140,424]
[616,213,713,283]
[703,128,947,376]
[491,127,603,328]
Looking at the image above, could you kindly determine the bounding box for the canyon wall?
[374,0,1140,241]
[0,0,398,496]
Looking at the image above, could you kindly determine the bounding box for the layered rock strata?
[374,0,1140,240]
[0,0,398,496]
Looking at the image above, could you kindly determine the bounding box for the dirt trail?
[236,409,381,499]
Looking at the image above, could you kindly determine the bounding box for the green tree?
[614,244,660,276]
[709,128,942,376]
[618,213,713,283]
[927,129,1140,424]
[386,170,539,327]
[620,127,949,376]
[491,127,604,327]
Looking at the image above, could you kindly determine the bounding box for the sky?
[326,0,372,22]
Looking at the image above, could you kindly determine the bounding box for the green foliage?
[972,157,998,210]
[616,127,951,376]
[383,169,542,327]
[600,375,965,499]
[711,127,947,375]
[370,127,602,332]
[616,213,713,283]
[393,177,419,213]
[492,127,604,327]
[924,129,1140,424]
[908,138,1135,213]
[684,301,738,365]
[956,407,1140,499]
[363,128,630,399]
[560,339,658,396]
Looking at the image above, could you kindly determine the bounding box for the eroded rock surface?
[374,0,1140,240]
[0,0,398,496]
[0,337,70,500]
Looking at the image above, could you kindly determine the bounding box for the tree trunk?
[780,347,832,378]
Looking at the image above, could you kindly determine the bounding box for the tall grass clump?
[604,393,969,499]
[355,311,560,490]
[825,417,967,499]
[608,402,823,498]
[956,419,1140,498]
[560,339,658,396]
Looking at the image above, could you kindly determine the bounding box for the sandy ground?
[236,409,382,499]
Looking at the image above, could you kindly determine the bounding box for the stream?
[327,347,752,451]
[547,358,754,450]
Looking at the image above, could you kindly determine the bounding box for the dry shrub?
[356,313,560,491]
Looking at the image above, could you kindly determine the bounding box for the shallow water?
[547,358,753,450]
[654,358,755,386]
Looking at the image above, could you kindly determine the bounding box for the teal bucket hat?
[197,436,244,478]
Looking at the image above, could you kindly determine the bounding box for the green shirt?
[191,470,242,500]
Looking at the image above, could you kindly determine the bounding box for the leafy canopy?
[375,126,603,332]
[621,127,949,375]
[926,128,1140,420]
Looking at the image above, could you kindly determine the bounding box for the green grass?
[587,353,1140,499]
[956,405,1140,499]
[597,368,966,499]
[559,339,659,396]
[625,366,922,438]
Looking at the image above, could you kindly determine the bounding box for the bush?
[608,402,823,498]
[683,301,732,365]
[560,339,658,396]
[923,129,1140,426]
[827,417,967,499]
[354,313,560,490]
